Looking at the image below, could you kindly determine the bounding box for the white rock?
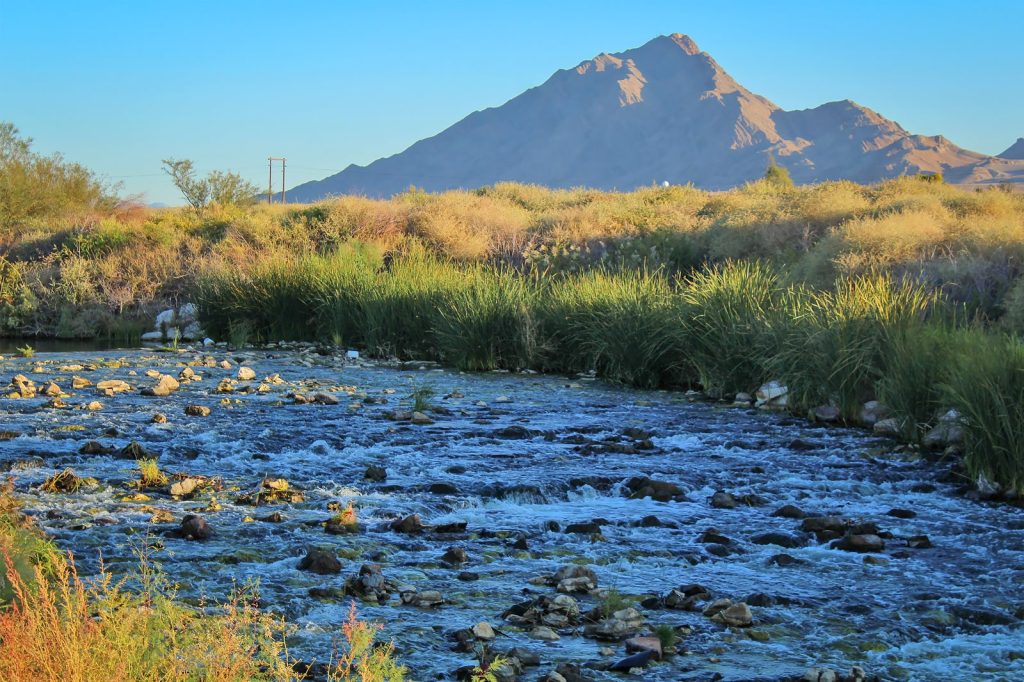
[141,331,163,342]
[755,380,788,408]
[155,309,176,327]
[346,350,360,359]
[178,302,198,319]
[181,322,205,341]
[471,621,495,640]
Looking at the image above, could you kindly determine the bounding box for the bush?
[0,122,117,231]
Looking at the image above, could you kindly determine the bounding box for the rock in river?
[298,547,342,574]
[833,533,885,553]
[179,514,212,540]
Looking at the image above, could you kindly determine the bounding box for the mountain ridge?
[289,34,1024,200]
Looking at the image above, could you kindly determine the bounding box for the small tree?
[162,159,210,212]
[1,122,116,228]
[208,170,259,207]
[763,154,794,189]
[162,159,259,213]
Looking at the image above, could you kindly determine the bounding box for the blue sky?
[2,0,1021,204]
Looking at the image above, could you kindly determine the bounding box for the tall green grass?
[191,249,1024,493]
[196,256,320,342]
[677,260,780,394]
[433,266,538,371]
[770,273,936,420]
[539,270,689,387]
[944,334,1024,494]
[877,325,958,442]
[308,243,382,346]
[358,249,466,359]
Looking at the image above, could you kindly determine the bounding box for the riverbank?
[194,252,1024,498]
[0,346,1022,680]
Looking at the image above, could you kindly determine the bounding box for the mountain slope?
[998,138,1024,160]
[289,34,1022,200]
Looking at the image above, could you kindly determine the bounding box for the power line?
[267,157,286,204]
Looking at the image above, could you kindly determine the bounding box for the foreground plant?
[327,602,407,681]
[0,492,406,681]
[944,334,1024,494]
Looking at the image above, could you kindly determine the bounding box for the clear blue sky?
[2,0,1021,204]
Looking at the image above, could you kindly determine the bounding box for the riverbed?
[1,346,1022,681]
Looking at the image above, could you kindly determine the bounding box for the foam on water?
[1,348,1022,680]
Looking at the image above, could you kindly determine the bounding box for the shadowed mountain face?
[999,138,1024,160]
[289,34,1024,200]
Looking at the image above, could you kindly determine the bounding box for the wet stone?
[298,547,341,575]
[390,513,424,534]
[833,533,885,553]
[179,514,212,540]
[363,465,387,482]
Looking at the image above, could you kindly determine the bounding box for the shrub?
[763,156,794,189]
[0,122,117,230]
[0,257,37,334]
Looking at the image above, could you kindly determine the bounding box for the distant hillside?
[289,34,1024,200]
[998,138,1024,160]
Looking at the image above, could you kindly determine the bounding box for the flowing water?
[1,348,1022,681]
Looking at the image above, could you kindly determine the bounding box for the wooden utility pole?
[268,157,286,204]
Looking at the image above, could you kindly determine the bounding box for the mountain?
[288,34,1024,200]
[998,138,1024,160]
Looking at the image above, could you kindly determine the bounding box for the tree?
[162,159,259,213]
[207,170,259,207]
[161,159,210,213]
[1,122,116,229]
[763,154,794,189]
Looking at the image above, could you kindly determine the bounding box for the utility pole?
[268,157,286,204]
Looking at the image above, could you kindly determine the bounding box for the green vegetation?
[943,334,1024,493]
[653,623,679,652]
[162,158,260,213]
[3,122,1024,491]
[411,384,436,413]
[597,588,634,619]
[137,459,169,488]
[193,250,1024,493]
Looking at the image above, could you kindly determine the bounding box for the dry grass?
[0,490,407,681]
[3,178,1024,337]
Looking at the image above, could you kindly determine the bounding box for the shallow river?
[1,348,1022,681]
